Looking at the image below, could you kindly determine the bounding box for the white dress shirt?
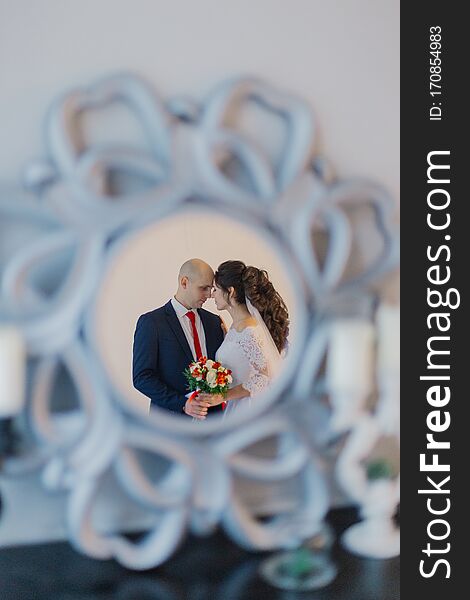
[170,297,208,361]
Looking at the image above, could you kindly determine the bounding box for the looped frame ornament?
[0,72,398,568]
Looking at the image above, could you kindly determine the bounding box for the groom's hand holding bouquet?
[183,356,232,420]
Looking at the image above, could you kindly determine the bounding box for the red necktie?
[185,311,203,360]
[185,311,226,410]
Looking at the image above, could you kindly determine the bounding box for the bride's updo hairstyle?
[214,260,289,353]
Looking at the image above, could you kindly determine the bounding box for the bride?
[198,260,289,417]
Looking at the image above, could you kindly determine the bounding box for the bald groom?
[132,259,225,419]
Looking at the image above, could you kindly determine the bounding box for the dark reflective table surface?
[0,508,399,600]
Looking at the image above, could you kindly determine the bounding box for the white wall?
[0,0,399,204]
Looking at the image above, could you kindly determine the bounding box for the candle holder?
[335,407,400,558]
[322,302,400,559]
[259,522,337,591]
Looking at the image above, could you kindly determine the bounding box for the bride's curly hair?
[214,260,289,353]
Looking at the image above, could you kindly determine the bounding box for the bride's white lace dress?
[216,324,273,416]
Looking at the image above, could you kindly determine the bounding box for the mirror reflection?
[93,210,296,420]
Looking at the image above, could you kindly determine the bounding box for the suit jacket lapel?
[164,301,194,363]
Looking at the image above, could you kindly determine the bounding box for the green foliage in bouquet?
[183,358,231,397]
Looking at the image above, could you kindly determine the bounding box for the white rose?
[206,369,217,385]
[206,360,214,369]
[226,374,233,384]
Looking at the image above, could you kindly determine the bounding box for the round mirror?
[89,205,304,431]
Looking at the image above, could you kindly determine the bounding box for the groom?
[132,259,225,419]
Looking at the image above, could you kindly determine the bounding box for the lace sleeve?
[238,327,270,396]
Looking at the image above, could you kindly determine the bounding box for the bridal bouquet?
[183,356,232,405]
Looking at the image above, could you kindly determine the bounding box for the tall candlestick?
[375,304,400,434]
[326,320,375,393]
[376,304,399,375]
[326,319,375,433]
[0,325,26,418]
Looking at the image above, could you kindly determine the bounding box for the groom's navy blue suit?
[132,300,225,415]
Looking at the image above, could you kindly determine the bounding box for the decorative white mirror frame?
[0,73,399,569]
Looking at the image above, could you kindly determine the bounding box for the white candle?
[376,305,400,374]
[326,319,375,392]
[0,325,26,418]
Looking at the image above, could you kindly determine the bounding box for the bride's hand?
[198,393,225,406]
